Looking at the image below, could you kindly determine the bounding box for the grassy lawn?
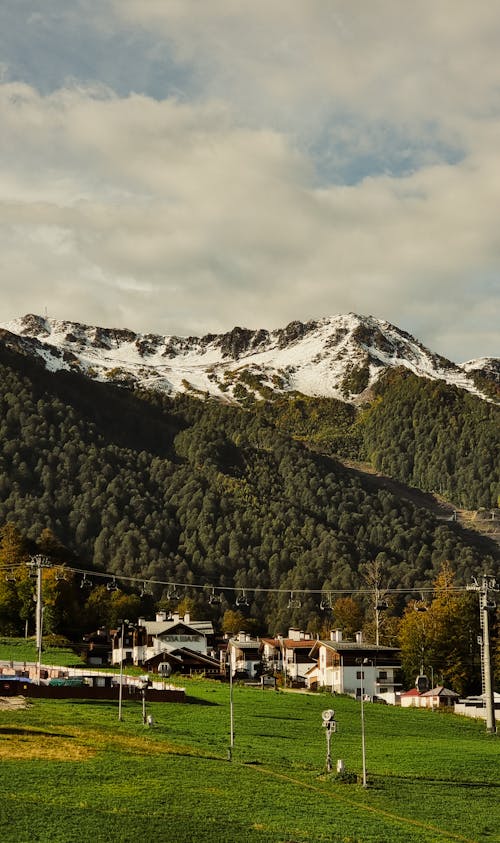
[0,637,85,667]
[0,679,498,842]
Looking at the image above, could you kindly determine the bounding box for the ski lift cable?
[0,560,473,599]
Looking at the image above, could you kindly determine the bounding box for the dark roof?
[283,639,317,649]
[310,640,400,656]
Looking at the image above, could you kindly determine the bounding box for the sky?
[0,1,499,363]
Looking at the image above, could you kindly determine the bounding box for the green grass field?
[0,637,86,667]
[0,679,498,843]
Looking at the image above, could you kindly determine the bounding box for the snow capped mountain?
[0,313,496,404]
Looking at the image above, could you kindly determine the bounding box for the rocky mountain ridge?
[0,312,497,404]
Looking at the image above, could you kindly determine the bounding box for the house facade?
[226,632,261,679]
[112,612,215,667]
[307,630,401,703]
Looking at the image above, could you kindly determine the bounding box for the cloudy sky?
[1,1,499,361]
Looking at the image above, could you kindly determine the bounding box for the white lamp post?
[118,619,128,721]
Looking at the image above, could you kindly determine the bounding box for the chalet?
[227,632,261,679]
[307,629,401,704]
[79,627,112,666]
[112,612,215,667]
[279,630,317,686]
[145,648,222,678]
[259,629,317,685]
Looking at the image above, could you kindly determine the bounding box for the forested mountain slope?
[362,369,499,509]
[0,341,496,635]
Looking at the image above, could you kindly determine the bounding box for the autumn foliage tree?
[399,562,479,696]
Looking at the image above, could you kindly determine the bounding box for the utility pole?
[467,575,498,734]
[26,555,50,684]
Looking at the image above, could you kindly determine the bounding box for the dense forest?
[362,369,499,509]
[0,341,497,647]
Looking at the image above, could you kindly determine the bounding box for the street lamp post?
[360,669,367,788]
[358,657,373,788]
[118,619,128,722]
[229,656,234,758]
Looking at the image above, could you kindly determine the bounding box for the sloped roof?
[229,638,260,650]
[309,640,400,657]
[421,686,459,698]
[146,620,210,637]
[401,688,421,697]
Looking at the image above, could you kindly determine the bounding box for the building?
[279,630,318,686]
[419,686,460,709]
[307,629,401,704]
[226,632,261,679]
[111,611,215,667]
[454,692,500,721]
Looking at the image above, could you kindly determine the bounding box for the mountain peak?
[0,312,496,404]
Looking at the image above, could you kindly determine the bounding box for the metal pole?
[229,656,234,758]
[467,575,498,734]
[37,563,43,683]
[326,726,332,772]
[118,622,124,721]
[360,668,367,787]
[482,592,496,734]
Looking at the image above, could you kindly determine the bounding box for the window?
[356,670,365,680]
[378,671,387,680]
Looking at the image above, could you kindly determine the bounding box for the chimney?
[156,611,167,623]
[355,631,363,644]
[331,629,342,642]
[184,612,190,624]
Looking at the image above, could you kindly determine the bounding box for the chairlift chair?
[287,591,301,609]
[208,588,221,605]
[167,584,181,601]
[106,577,118,592]
[414,593,428,612]
[80,575,92,589]
[236,591,249,607]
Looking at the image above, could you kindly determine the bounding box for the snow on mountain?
[0,313,495,404]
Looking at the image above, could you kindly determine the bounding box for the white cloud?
[0,3,499,360]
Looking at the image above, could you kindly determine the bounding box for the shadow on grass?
[184,696,220,706]
[0,726,74,738]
